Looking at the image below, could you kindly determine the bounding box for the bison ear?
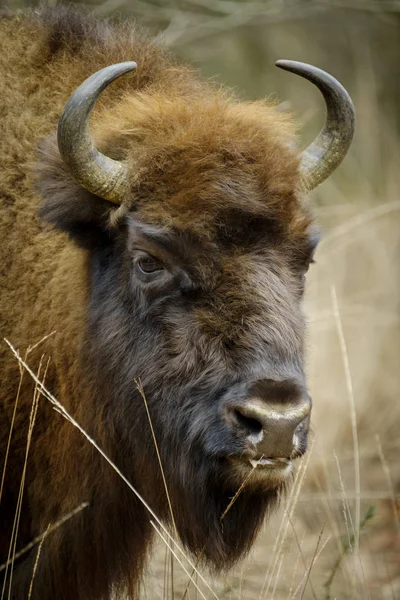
[36,135,117,250]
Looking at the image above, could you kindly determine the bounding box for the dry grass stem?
[0,353,25,507]
[323,505,375,600]
[331,286,361,552]
[287,535,303,600]
[1,356,47,600]
[182,458,261,600]
[219,462,259,523]
[26,331,56,355]
[261,440,314,599]
[286,513,318,600]
[299,523,325,600]
[270,554,283,600]
[1,332,55,505]
[136,377,178,598]
[334,452,356,552]
[27,523,50,600]
[0,502,89,573]
[290,529,331,600]
[150,521,208,600]
[135,378,178,538]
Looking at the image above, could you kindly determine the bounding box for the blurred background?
[3,0,400,598]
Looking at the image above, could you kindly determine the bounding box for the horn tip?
[116,61,138,76]
[275,59,301,72]
[122,61,137,71]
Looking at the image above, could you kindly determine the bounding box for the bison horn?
[57,62,137,204]
[276,60,355,191]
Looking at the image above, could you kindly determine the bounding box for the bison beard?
[0,5,354,600]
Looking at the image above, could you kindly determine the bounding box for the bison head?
[37,60,354,568]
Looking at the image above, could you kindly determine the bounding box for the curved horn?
[276,60,355,191]
[57,62,137,204]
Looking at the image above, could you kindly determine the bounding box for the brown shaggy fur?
[0,7,317,600]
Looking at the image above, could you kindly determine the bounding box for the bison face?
[36,55,354,568]
[76,205,317,567]
[120,217,315,474]
[38,129,318,565]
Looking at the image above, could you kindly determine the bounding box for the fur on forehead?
[95,90,311,239]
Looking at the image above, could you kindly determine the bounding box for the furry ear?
[36,134,118,249]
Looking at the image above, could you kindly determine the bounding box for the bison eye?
[137,256,164,274]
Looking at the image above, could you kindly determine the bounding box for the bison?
[0,6,355,600]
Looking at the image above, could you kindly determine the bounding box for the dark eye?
[137,256,164,274]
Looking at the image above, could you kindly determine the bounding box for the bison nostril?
[234,409,263,436]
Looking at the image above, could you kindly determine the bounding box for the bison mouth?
[226,454,294,488]
[249,456,291,469]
